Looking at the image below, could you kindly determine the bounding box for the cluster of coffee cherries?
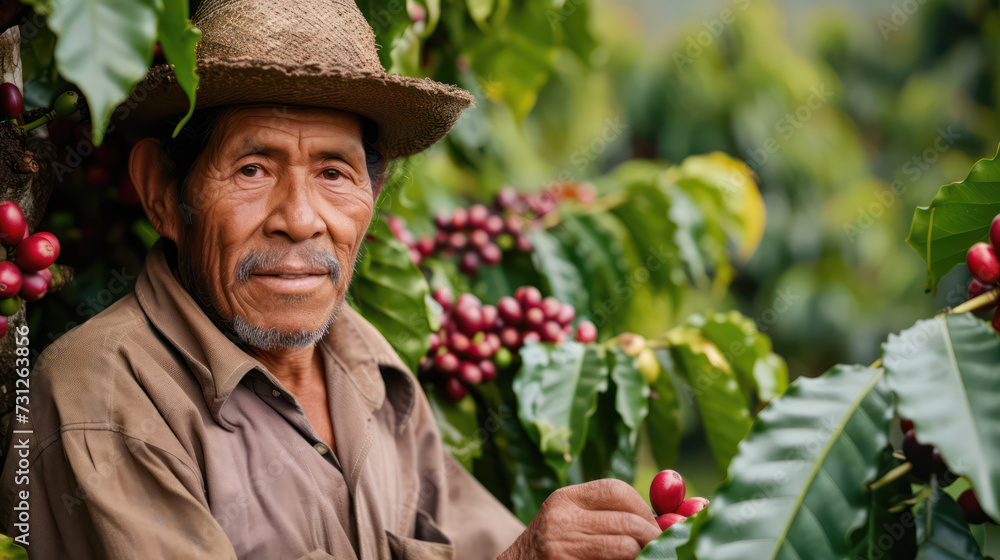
[420,286,599,401]
[649,469,709,531]
[964,214,1000,330]
[901,419,996,525]
[386,204,531,276]
[492,182,597,224]
[0,202,61,336]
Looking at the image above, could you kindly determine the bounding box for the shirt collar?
[134,238,393,428]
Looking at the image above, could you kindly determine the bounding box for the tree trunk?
[0,25,56,429]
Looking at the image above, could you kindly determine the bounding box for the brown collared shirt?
[0,239,524,559]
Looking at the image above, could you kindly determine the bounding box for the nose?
[262,171,325,242]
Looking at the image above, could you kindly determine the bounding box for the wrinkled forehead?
[205,104,366,156]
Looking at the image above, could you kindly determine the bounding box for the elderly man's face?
[172,105,375,349]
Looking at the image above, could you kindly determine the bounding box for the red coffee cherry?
[515,286,542,308]
[656,513,686,531]
[0,202,26,246]
[674,497,709,517]
[575,320,598,343]
[479,360,496,383]
[459,362,482,385]
[18,271,48,302]
[967,242,1000,285]
[649,469,686,516]
[434,352,460,375]
[497,297,523,324]
[480,243,502,266]
[958,489,993,525]
[14,234,58,272]
[0,83,23,120]
[0,262,22,298]
[444,377,468,401]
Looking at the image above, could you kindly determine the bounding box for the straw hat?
[124,0,474,159]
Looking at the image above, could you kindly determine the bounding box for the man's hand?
[498,479,662,560]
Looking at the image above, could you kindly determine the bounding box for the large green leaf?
[48,0,160,145]
[882,312,1000,520]
[906,145,1000,293]
[357,0,414,68]
[695,365,893,560]
[638,521,693,559]
[426,389,481,470]
[156,0,201,136]
[349,219,433,372]
[512,341,609,482]
[608,346,650,449]
[916,488,984,560]
[667,327,752,474]
[645,348,684,469]
[695,311,788,403]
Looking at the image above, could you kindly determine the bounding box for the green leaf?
[48,0,160,145]
[608,346,650,449]
[512,341,609,483]
[470,32,555,120]
[348,219,432,372]
[645,348,684,469]
[638,520,693,559]
[357,0,414,68]
[426,388,481,470]
[0,534,27,560]
[527,230,588,314]
[916,488,984,560]
[882,313,1000,521]
[695,365,893,560]
[156,0,201,136]
[906,145,1000,293]
[667,327,752,474]
[466,0,495,26]
[696,311,788,403]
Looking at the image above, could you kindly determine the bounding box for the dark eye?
[240,165,261,177]
[322,169,342,181]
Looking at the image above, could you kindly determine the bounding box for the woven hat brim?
[121,57,475,160]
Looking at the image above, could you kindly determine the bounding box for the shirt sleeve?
[7,428,239,560]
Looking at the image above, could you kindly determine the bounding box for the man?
[0,0,661,558]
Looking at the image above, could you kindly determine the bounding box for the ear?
[130,138,182,243]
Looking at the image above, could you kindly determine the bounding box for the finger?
[576,509,662,547]
[564,534,643,560]
[569,479,659,524]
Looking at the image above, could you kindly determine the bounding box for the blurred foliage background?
[19,0,1000,523]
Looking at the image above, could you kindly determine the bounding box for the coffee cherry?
[495,187,519,209]
[650,469,686,516]
[638,348,660,384]
[0,262,22,298]
[540,297,562,320]
[14,234,58,272]
[455,306,484,336]
[555,303,575,326]
[515,286,542,308]
[459,251,480,276]
[444,377,468,401]
[500,326,521,348]
[541,321,563,342]
[958,489,992,525]
[485,332,501,353]
[434,352,460,375]
[455,293,481,310]
[435,213,453,230]
[900,419,914,433]
[525,307,545,330]
[428,332,442,351]
[575,321,598,343]
[479,360,497,383]
[485,215,504,236]
[656,513,686,531]
[448,231,467,250]
[0,296,22,317]
[417,237,436,257]
[674,497,709,517]
[497,297,522,324]
[522,331,541,344]
[0,201,26,245]
[468,204,490,228]
[620,333,646,357]
[37,267,52,283]
[480,243,502,266]
[469,229,490,248]
[451,208,468,230]
[433,287,453,309]
[967,243,1000,285]
[53,90,80,117]
[18,271,48,302]
[0,83,23,120]
[494,347,512,368]
[459,362,482,385]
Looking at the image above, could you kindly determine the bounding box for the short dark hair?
[156,106,388,222]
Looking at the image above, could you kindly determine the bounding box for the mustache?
[234,248,341,285]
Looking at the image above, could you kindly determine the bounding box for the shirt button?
[271,389,281,398]
[313,442,329,455]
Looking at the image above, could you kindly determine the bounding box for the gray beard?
[174,246,344,352]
